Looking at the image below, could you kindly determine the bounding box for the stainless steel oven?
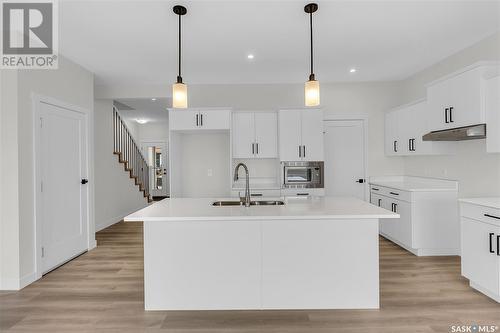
[282,161,324,188]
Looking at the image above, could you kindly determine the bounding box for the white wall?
[0,56,95,290]
[170,132,230,198]
[398,32,500,197]
[138,121,169,143]
[0,70,21,290]
[94,99,148,231]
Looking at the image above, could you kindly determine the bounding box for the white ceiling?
[115,98,170,123]
[60,1,500,86]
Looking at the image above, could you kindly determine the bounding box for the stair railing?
[113,106,151,201]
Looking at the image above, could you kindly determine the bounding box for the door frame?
[323,114,369,201]
[140,140,169,197]
[32,93,94,281]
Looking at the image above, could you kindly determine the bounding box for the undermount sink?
[212,200,285,207]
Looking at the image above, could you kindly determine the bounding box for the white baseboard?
[379,233,459,256]
[95,205,147,232]
[0,272,39,291]
[470,281,500,303]
[89,239,97,250]
[0,277,20,290]
[19,272,38,289]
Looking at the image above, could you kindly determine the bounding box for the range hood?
[422,124,486,141]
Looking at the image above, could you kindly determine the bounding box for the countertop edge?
[369,182,458,192]
[458,198,500,210]
[124,214,400,222]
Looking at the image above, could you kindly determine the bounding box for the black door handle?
[393,140,397,152]
[81,179,89,185]
[378,198,381,207]
[445,108,449,123]
[489,233,495,253]
[196,114,199,127]
[356,179,365,183]
[449,107,454,123]
[497,235,500,256]
[485,214,500,220]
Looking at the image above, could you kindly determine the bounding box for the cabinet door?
[301,109,324,161]
[232,113,255,158]
[381,198,398,239]
[370,193,386,234]
[461,217,500,295]
[279,110,302,161]
[397,108,411,156]
[448,69,484,128]
[169,110,199,131]
[392,200,412,248]
[385,111,399,156]
[199,110,231,130]
[255,112,278,158]
[486,76,500,153]
[427,78,451,132]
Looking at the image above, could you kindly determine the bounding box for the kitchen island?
[125,196,399,310]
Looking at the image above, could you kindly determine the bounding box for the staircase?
[113,107,153,203]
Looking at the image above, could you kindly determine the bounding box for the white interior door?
[143,142,168,197]
[39,101,88,274]
[324,120,366,200]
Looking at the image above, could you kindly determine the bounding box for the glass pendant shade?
[172,82,188,108]
[305,79,320,106]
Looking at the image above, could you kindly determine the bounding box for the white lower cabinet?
[460,200,500,302]
[370,184,459,256]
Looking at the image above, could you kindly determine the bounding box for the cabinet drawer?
[461,203,500,227]
[370,185,411,203]
[231,189,281,198]
[282,188,325,197]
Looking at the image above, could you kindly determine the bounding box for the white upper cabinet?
[486,76,500,153]
[170,109,231,131]
[279,109,324,161]
[278,110,303,161]
[300,109,324,161]
[254,112,278,158]
[385,101,454,156]
[232,112,278,159]
[427,65,498,132]
[169,110,199,131]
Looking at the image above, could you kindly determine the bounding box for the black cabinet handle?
[196,114,199,126]
[389,192,399,196]
[408,139,412,151]
[489,233,495,253]
[296,193,309,196]
[356,179,365,183]
[303,145,306,158]
[372,188,379,191]
[252,143,255,155]
[485,214,500,220]
[412,139,416,151]
[256,143,259,155]
[449,107,454,123]
[497,235,500,256]
[298,146,301,158]
[251,193,263,197]
[393,203,397,213]
[81,179,89,185]
[393,140,397,152]
[378,198,382,207]
[445,108,449,123]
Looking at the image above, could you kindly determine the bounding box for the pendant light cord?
[309,12,314,80]
[178,13,182,82]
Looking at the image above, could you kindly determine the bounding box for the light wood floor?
[1,221,499,333]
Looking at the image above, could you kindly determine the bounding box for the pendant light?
[172,5,188,108]
[304,3,320,107]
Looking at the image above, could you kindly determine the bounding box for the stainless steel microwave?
[282,161,324,188]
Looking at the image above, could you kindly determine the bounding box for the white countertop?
[124,196,399,222]
[459,197,500,209]
[369,176,458,192]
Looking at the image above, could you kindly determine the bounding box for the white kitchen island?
[124,196,398,310]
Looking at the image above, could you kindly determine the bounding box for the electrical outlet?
[207,169,213,177]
